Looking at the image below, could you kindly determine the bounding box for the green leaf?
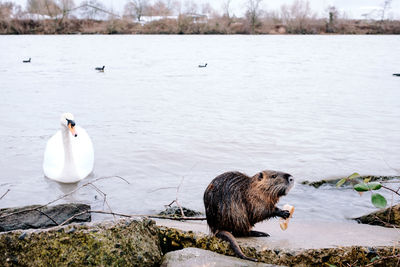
[371,193,387,208]
[336,178,347,188]
[370,256,380,263]
[354,183,369,192]
[367,182,382,190]
[348,173,360,180]
[364,178,371,183]
[325,264,337,267]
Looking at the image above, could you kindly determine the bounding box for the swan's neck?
[61,127,77,177]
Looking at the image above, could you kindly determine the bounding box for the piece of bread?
[279,204,295,231]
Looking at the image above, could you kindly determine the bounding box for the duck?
[23,58,31,63]
[393,73,400,77]
[43,113,94,183]
[95,66,105,71]
[198,63,207,68]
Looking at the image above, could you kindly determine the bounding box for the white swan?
[43,113,94,183]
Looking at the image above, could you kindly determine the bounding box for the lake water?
[0,35,399,222]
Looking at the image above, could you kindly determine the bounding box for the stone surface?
[159,206,202,218]
[301,176,399,188]
[161,247,281,267]
[0,218,162,266]
[355,204,400,227]
[0,203,91,232]
[156,219,400,266]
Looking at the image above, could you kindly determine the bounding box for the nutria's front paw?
[280,210,290,219]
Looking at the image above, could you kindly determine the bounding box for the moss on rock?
[355,204,400,227]
[158,206,202,218]
[1,218,398,266]
[158,227,400,266]
[0,218,161,267]
[302,176,400,188]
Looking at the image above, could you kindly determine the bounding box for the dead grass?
[0,17,399,34]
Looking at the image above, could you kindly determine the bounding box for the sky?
[9,0,400,19]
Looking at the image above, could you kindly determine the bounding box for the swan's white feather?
[43,130,64,179]
[43,126,94,183]
[72,126,94,179]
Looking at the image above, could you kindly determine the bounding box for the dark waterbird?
[95,66,105,71]
[23,58,31,63]
[393,73,400,77]
[198,63,207,68]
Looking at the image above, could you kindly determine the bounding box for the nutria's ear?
[258,172,264,181]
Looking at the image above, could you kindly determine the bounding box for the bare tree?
[169,0,181,15]
[0,1,21,20]
[57,0,75,19]
[280,0,315,33]
[222,0,232,19]
[201,3,213,16]
[124,0,148,21]
[245,0,263,33]
[150,0,172,16]
[381,0,392,20]
[79,0,107,20]
[183,0,198,15]
[27,0,61,18]
[326,5,338,33]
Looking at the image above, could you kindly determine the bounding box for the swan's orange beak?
[68,123,77,137]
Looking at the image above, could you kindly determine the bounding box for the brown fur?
[203,170,294,261]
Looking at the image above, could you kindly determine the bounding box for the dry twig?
[0,189,10,200]
[365,254,400,266]
[0,176,129,220]
[58,209,206,226]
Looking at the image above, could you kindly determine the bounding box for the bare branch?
[0,189,10,200]
[89,210,206,221]
[147,186,177,193]
[58,210,206,226]
[0,176,128,220]
[35,209,59,225]
[381,185,400,196]
[59,210,89,226]
[365,254,400,266]
[90,183,116,221]
[381,156,400,175]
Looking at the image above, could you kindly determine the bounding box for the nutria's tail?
[216,230,258,262]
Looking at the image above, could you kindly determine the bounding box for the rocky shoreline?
[0,216,399,266]
[1,174,399,266]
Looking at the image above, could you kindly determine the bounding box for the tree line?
[0,0,399,34]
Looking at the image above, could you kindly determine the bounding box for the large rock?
[156,219,400,266]
[161,247,281,267]
[355,204,400,227]
[0,203,91,232]
[0,218,161,266]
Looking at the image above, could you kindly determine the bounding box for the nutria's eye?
[258,172,263,181]
[271,174,277,179]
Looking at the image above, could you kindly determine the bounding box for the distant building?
[134,14,208,25]
[137,15,178,25]
[18,13,64,20]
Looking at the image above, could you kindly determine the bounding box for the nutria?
[203,170,294,261]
